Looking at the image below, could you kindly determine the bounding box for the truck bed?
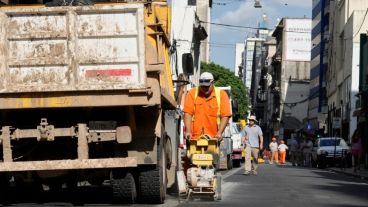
[0,4,146,93]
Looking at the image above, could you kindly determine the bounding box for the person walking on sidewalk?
[351,129,363,173]
[289,136,299,166]
[302,137,313,167]
[269,137,278,164]
[241,115,263,175]
[278,140,288,165]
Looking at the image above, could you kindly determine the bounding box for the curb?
[328,168,368,181]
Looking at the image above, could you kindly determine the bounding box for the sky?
[209,0,312,71]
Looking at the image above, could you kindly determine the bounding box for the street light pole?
[254,0,262,8]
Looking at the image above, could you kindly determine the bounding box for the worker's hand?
[214,133,223,142]
[185,132,192,140]
[260,145,263,150]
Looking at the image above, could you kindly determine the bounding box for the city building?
[242,38,265,90]
[234,43,245,77]
[261,38,277,143]
[170,0,209,88]
[196,0,212,63]
[308,0,330,136]
[357,34,368,168]
[326,0,368,140]
[326,0,368,167]
[270,18,311,140]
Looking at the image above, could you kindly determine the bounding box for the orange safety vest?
[193,87,222,126]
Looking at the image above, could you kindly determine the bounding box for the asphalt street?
[177,164,368,207]
[5,163,368,207]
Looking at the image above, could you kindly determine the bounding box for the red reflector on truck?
[85,69,132,77]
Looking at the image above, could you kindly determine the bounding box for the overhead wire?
[353,8,368,38]
[200,20,311,34]
[213,0,245,6]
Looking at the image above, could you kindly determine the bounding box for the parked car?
[311,137,352,168]
[219,123,233,170]
[230,123,243,167]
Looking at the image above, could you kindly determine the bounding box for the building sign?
[284,19,312,61]
[332,117,341,129]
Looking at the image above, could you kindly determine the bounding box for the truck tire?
[138,136,167,204]
[111,171,137,204]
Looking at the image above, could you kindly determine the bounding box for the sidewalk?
[327,165,368,181]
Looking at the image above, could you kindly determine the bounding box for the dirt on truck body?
[0,2,179,204]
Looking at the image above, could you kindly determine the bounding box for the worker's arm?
[241,128,247,145]
[259,135,264,150]
[214,116,230,141]
[184,113,193,140]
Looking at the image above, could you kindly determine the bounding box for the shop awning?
[353,108,365,117]
[283,116,302,130]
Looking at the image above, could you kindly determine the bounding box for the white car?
[311,137,352,168]
[230,123,243,167]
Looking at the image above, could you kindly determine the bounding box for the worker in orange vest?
[183,72,232,140]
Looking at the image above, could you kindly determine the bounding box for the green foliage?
[201,62,249,118]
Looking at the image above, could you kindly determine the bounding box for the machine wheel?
[138,136,167,204]
[214,172,222,200]
[0,174,10,204]
[233,159,241,168]
[111,171,137,204]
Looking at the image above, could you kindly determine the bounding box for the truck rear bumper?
[0,157,137,172]
[232,149,242,160]
[232,154,242,160]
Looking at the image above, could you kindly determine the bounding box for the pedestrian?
[297,137,305,166]
[241,115,263,175]
[183,72,232,141]
[302,137,313,167]
[269,137,278,164]
[278,139,288,164]
[289,136,299,166]
[351,129,363,173]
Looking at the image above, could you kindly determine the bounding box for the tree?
[201,62,249,119]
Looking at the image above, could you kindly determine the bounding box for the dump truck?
[0,1,179,204]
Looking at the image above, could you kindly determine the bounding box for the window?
[320,139,341,147]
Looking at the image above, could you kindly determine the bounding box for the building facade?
[196,0,211,63]
[271,18,312,140]
[358,34,368,168]
[170,0,209,97]
[242,38,265,89]
[326,0,368,167]
[309,0,330,136]
[261,38,277,144]
[234,43,245,77]
[326,0,368,140]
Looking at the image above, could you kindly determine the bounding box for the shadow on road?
[2,185,127,206]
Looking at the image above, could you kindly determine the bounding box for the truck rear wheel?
[138,137,167,204]
[111,171,137,204]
